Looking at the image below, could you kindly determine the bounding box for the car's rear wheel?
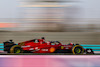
[72,45,84,54]
[10,45,23,53]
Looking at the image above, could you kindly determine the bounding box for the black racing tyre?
[75,44,79,45]
[10,45,23,53]
[72,45,84,55]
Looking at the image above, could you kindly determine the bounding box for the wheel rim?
[15,48,21,53]
[75,48,81,53]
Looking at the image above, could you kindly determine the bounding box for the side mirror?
[9,40,13,42]
[41,37,45,40]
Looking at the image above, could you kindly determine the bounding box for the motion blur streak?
[1,0,100,32]
[20,5,70,7]
[0,23,17,28]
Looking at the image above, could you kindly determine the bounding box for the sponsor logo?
[65,47,69,49]
[42,49,48,51]
[61,46,64,49]
[21,45,30,48]
[29,48,34,50]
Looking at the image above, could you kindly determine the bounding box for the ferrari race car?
[3,37,94,54]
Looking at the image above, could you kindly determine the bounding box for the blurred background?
[0,0,100,44]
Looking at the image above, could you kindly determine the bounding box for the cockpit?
[50,41,61,45]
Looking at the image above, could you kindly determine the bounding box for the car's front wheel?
[72,45,84,54]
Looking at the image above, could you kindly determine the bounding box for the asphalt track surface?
[0,51,97,55]
[0,53,94,55]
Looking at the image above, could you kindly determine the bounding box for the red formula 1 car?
[4,37,94,54]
